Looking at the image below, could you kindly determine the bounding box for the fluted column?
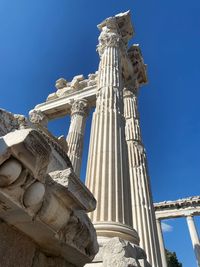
[66,99,88,177]
[186,215,200,267]
[156,219,167,267]
[85,18,138,243]
[123,88,162,266]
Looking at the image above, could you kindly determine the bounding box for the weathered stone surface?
[0,109,30,137]
[86,237,151,267]
[32,251,76,267]
[0,158,22,187]
[102,237,141,266]
[127,44,147,86]
[0,109,98,267]
[0,220,36,267]
[43,72,97,107]
[71,75,85,89]
[87,73,97,86]
[48,168,96,212]
[57,210,98,257]
[0,129,51,182]
[155,195,200,219]
[0,220,76,267]
[56,78,68,90]
[29,109,49,127]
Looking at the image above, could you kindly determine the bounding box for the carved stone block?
[0,109,98,267]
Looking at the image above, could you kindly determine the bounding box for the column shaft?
[156,219,167,267]
[85,22,138,243]
[124,89,162,266]
[186,216,200,267]
[66,99,88,177]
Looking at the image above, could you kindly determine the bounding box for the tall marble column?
[186,215,200,267]
[85,16,138,243]
[66,99,88,177]
[123,86,162,266]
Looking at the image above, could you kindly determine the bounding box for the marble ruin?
[32,11,162,267]
[1,10,199,267]
[0,109,98,266]
[155,196,200,267]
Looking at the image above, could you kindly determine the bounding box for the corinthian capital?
[97,20,121,56]
[71,99,88,116]
[29,109,48,127]
[97,11,134,56]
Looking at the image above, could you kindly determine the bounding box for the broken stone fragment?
[101,237,147,267]
[29,109,48,127]
[88,73,98,86]
[55,78,68,90]
[0,110,98,265]
[71,74,85,89]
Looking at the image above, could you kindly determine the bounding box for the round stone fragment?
[0,158,22,187]
[23,182,45,208]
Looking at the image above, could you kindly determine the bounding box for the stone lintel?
[34,85,97,120]
[155,208,200,220]
[47,72,97,102]
[155,196,200,209]
[154,196,200,219]
[33,55,147,120]
[32,45,148,121]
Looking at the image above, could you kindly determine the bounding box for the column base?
[94,221,139,244]
[84,237,152,267]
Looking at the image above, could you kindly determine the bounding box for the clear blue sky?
[0,1,200,266]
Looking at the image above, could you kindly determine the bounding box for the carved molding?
[155,196,200,219]
[71,99,88,116]
[97,20,123,56]
[29,109,48,127]
[0,109,30,137]
[47,168,96,212]
[155,196,200,211]
[0,109,98,265]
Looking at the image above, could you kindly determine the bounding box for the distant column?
[85,16,138,243]
[156,219,167,267]
[66,99,88,177]
[123,86,162,266]
[186,215,200,267]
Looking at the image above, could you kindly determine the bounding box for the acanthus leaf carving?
[71,99,88,116]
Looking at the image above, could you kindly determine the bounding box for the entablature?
[154,196,200,219]
[34,84,97,120]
